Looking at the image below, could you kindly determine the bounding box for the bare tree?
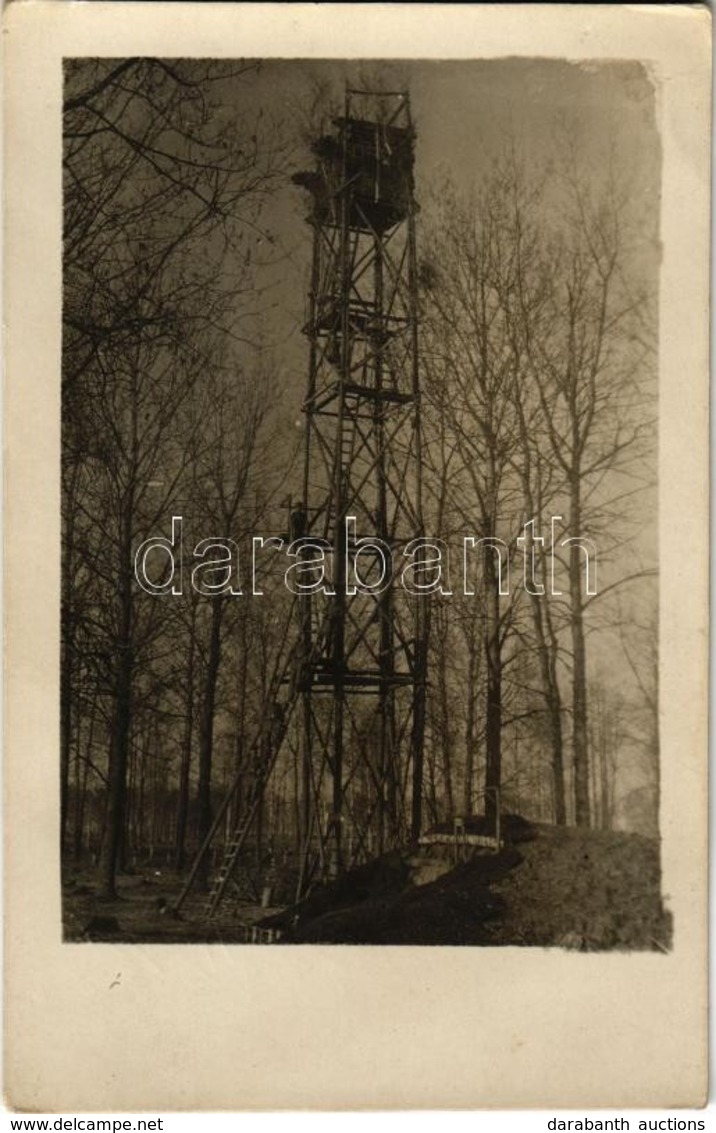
[421,173,528,825]
[522,164,655,826]
[62,59,288,895]
[188,360,281,882]
[420,147,655,830]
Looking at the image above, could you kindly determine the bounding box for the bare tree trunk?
[60,628,73,855]
[73,697,97,861]
[569,477,590,827]
[532,578,567,825]
[410,597,429,841]
[429,606,456,820]
[516,450,567,826]
[126,730,137,862]
[60,461,81,855]
[463,640,479,816]
[424,736,439,827]
[174,603,197,872]
[196,596,224,884]
[233,609,249,836]
[438,638,455,819]
[548,691,566,824]
[484,539,502,827]
[599,735,611,830]
[99,515,134,898]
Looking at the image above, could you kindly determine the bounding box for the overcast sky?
[223,59,660,737]
[216,59,660,403]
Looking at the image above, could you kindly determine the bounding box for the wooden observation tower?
[176,88,428,919]
[291,88,428,885]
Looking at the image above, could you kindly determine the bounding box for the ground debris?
[63,821,671,949]
[82,914,121,940]
[263,822,671,949]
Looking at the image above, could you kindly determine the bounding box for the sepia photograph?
[61,56,666,948]
[4,2,709,1112]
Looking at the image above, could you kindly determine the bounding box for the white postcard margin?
[3,2,710,1112]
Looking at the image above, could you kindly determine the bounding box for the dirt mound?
[265,846,522,944]
[484,823,670,950]
[266,823,671,950]
[262,849,412,935]
[62,822,671,948]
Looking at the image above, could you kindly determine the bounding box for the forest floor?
[62,819,672,950]
[62,867,287,943]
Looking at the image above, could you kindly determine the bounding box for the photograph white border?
[3,2,710,1111]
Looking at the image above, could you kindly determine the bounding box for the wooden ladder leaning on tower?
[173,594,333,920]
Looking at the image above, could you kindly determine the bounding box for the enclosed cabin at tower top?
[292,94,416,234]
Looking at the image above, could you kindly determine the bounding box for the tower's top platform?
[292,113,415,234]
